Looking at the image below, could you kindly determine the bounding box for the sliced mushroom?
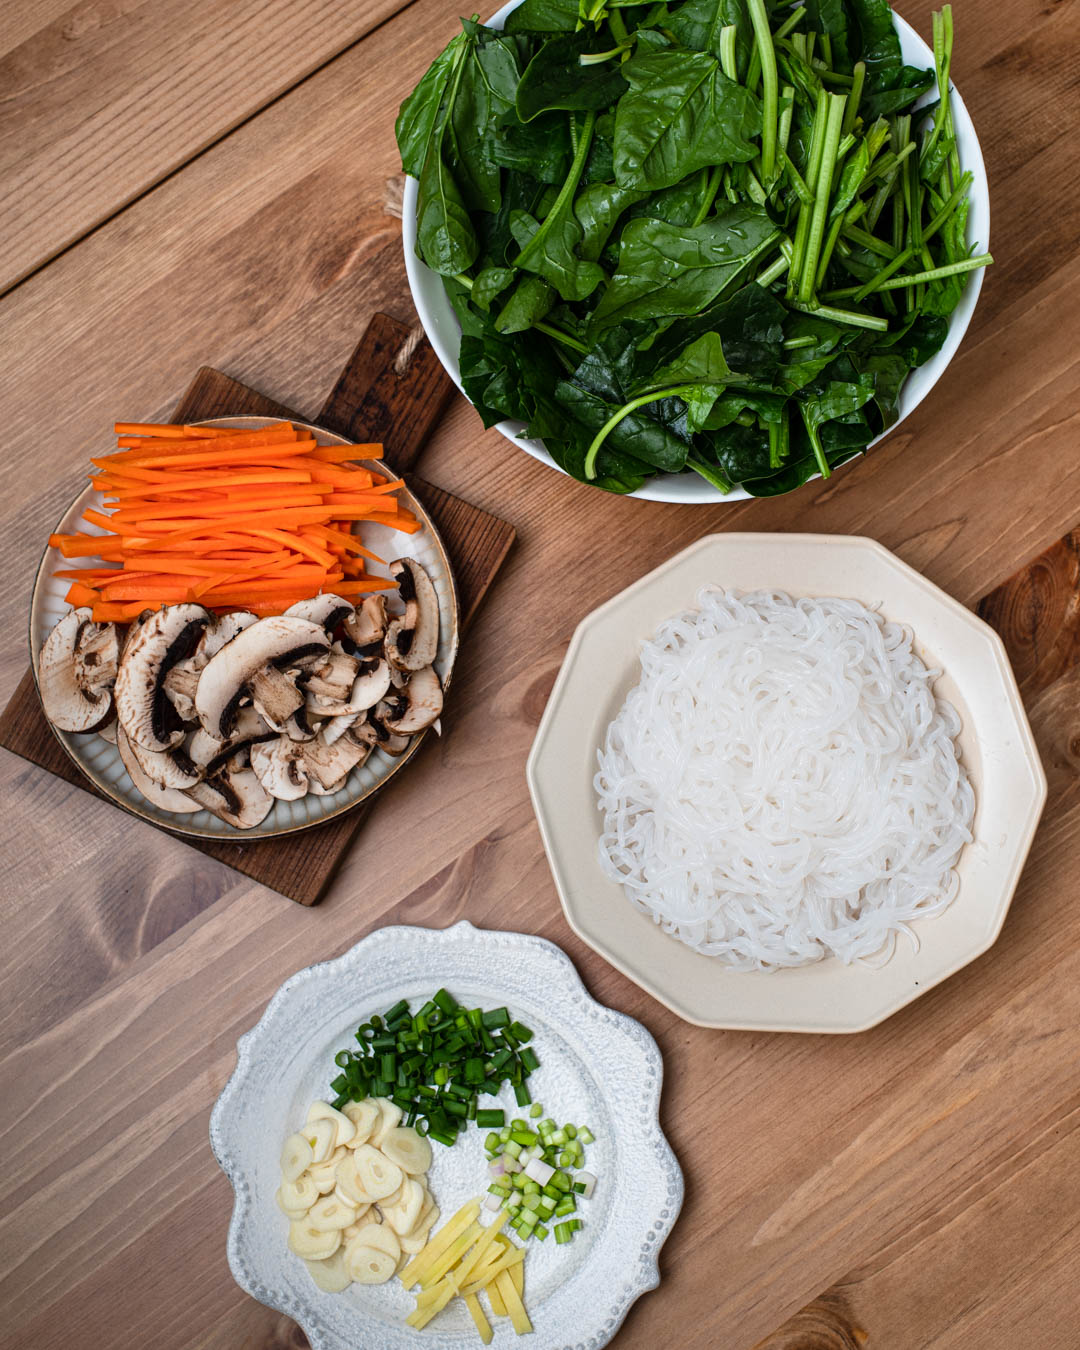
[114,604,211,751]
[382,666,443,735]
[344,596,387,659]
[163,610,258,721]
[306,651,361,705]
[322,712,359,746]
[284,705,320,742]
[186,765,273,829]
[370,701,412,756]
[188,707,275,776]
[286,595,355,634]
[306,658,390,718]
[38,609,120,732]
[127,734,203,791]
[298,732,368,791]
[98,717,118,745]
[249,665,307,731]
[384,560,439,672]
[195,616,330,740]
[346,719,379,750]
[250,738,310,801]
[116,726,202,814]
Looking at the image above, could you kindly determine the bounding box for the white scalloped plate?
[210,922,682,1350]
[27,417,459,839]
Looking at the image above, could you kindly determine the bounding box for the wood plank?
[0,0,1079,1346]
[0,0,414,293]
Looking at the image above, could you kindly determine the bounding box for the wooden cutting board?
[0,313,515,905]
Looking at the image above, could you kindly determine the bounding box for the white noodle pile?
[595,588,974,970]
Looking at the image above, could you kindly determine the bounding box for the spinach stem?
[798,93,847,302]
[923,170,973,242]
[787,88,828,294]
[453,273,474,289]
[756,240,791,288]
[691,167,723,228]
[790,301,889,331]
[746,0,778,182]
[583,384,700,480]
[686,457,733,493]
[777,146,813,205]
[868,253,993,291]
[533,320,588,354]
[777,83,795,157]
[771,7,805,44]
[799,405,832,479]
[513,111,596,271]
[843,61,865,137]
[608,8,629,42]
[719,25,738,81]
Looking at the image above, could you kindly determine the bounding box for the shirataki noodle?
[594,588,975,970]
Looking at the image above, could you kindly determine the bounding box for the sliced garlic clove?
[306,1100,356,1149]
[308,1193,358,1232]
[342,1098,380,1147]
[370,1097,404,1148]
[346,1220,400,1262]
[276,1188,309,1221]
[280,1132,315,1183]
[304,1118,337,1164]
[334,1156,374,1206]
[343,1244,396,1285]
[306,1159,339,1195]
[379,1125,432,1177]
[380,1176,425,1236]
[352,1143,402,1201]
[288,1218,342,1261]
[279,1174,318,1212]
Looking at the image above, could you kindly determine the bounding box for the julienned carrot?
[53,419,415,614]
[66,582,103,606]
[113,422,238,438]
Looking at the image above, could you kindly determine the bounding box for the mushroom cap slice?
[165,610,260,721]
[187,706,275,776]
[306,651,361,706]
[116,725,202,814]
[306,658,390,718]
[114,604,212,751]
[195,616,329,741]
[382,666,443,735]
[127,734,204,790]
[370,701,411,756]
[384,559,439,672]
[249,664,306,731]
[298,731,368,791]
[344,595,387,658]
[186,765,273,829]
[286,594,355,634]
[284,705,320,742]
[250,738,310,801]
[38,608,119,732]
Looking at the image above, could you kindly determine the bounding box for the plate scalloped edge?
[209,921,684,1350]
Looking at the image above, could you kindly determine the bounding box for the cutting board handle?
[317,313,455,472]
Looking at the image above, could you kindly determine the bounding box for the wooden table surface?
[1,0,1078,1346]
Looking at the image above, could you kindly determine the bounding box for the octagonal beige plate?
[527,534,1046,1033]
[29,417,459,840]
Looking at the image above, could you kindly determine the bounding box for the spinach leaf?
[396,34,466,177]
[648,282,787,375]
[495,275,557,332]
[509,207,606,301]
[574,182,649,261]
[491,109,571,183]
[517,34,629,122]
[504,0,581,34]
[556,381,692,471]
[664,0,752,69]
[847,0,933,113]
[700,388,786,430]
[416,133,479,275]
[613,44,761,189]
[472,266,516,310]
[590,205,779,329]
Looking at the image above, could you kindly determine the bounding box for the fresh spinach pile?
[397,0,990,495]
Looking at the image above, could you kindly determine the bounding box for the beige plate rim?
[527,532,1048,1033]
[28,416,460,841]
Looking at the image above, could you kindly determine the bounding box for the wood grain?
[0,340,513,904]
[0,0,1078,1346]
[0,0,415,294]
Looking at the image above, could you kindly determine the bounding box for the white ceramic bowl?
[210,921,683,1350]
[403,3,990,503]
[527,535,1046,1032]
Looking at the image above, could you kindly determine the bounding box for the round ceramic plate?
[527,534,1047,1033]
[28,416,460,840]
[403,2,990,504]
[209,921,683,1350]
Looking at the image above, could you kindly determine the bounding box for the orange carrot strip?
[51,536,126,559]
[364,512,421,533]
[53,566,125,580]
[82,508,122,531]
[92,601,160,622]
[332,578,398,594]
[305,444,384,462]
[320,503,399,520]
[101,581,193,601]
[113,422,241,438]
[246,527,335,569]
[65,582,102,606]
[325,493,399,510]
[110,494,326,524]
[293,460,377,488]
[366,478,406,496]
